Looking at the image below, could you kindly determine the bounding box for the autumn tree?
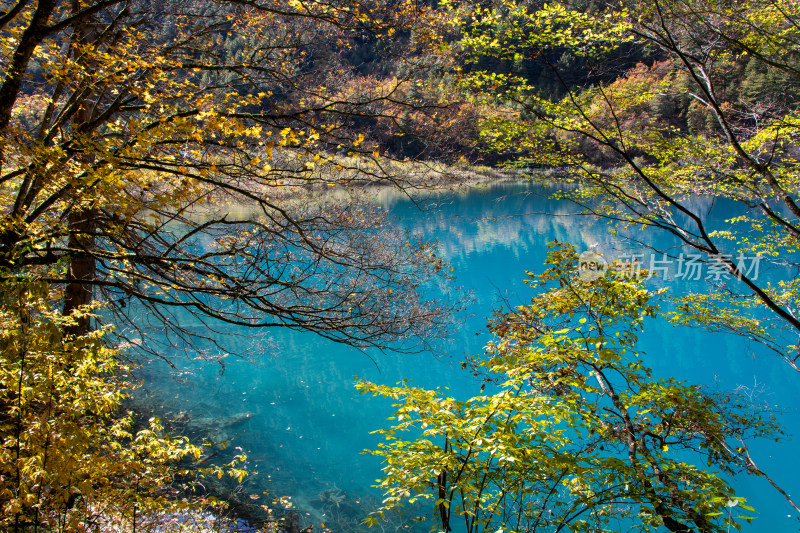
[444,0,800,371]
[0,279,253,531]
[351,2,800,529]
[359,243,780,533]
[0,1,461,529]
[0,0,456,356]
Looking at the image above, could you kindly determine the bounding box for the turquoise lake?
[134,180,800,532]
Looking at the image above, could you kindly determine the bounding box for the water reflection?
[133,180,799,532]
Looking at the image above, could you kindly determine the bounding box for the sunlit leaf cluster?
[447,0,800,371]
[360,243,777,533]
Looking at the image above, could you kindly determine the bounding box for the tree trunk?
[62,209,95,337]
[62,3,98,338]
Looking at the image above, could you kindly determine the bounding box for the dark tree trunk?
[62,3,99,338]
[62,209,96,337]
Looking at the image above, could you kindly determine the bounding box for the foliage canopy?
[360,243,779,533]
[0,0,455,355]
[0,280,251,531]
[0,0,455,529]
[448,0,800,370]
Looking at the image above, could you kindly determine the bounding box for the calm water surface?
[135,181,799,532]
